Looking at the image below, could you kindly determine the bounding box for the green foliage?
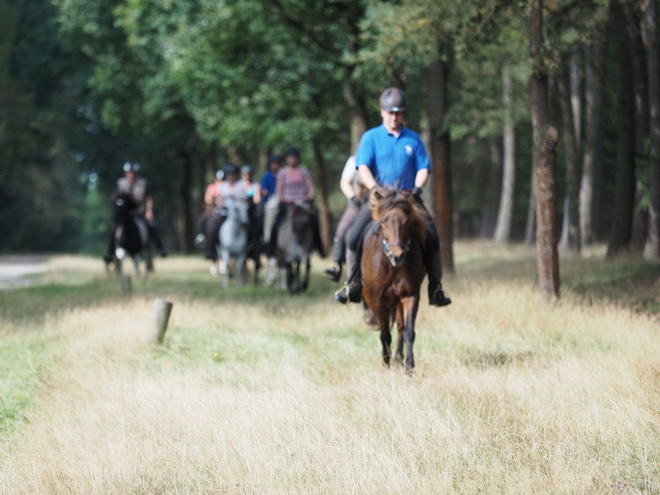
[80,178,110,252]
[0,0,86,252]
[0,0,644,249]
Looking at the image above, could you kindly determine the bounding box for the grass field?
[1,242,660,493]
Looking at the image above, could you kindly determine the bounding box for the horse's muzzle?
[382,238,410,267]
[388,253,406,267]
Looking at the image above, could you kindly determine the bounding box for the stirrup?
[323,264,342,282]
[194,234,207,248]
[333,282,361,305]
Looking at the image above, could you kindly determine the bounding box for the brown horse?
[361,187,427,374]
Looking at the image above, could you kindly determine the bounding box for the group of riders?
[102,88,451,309]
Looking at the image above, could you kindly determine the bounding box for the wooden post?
[151,298,173,344]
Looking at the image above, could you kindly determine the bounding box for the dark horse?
[361,187,426,374]
[107,192,153,277]
[269,202,315,293]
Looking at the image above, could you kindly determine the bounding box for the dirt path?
[0,254,50,290]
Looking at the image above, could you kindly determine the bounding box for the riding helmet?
[123,161,141,172]
[284,147,300,158]
[267,154,281,165]
[379,88,407,112]
[224,164,239,176]
[240,164,253,176]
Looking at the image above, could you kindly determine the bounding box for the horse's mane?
[369,187,426,243]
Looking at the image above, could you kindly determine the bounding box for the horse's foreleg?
[401,296,420,375]
[222,252,231,289]
[236,254,247,286]
[302,258,311,291]
[265,257,276,287]
[379,318,392,367]
[133,257,140,278]
[394,303,405,365]
[286,262,296,294]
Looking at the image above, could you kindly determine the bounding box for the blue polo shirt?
[260,170,277,200]
[355,124,430,190]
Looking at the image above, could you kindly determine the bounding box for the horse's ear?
[370,185,386,203]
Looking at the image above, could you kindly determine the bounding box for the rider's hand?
[411,187,423,201]
[145,210,154,222]
[350,195,362,207]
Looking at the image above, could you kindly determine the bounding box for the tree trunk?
[645,0,660,258]
[557,57,581,253]
[580,36,607,247]
[631,4,650,253]
[494,66,515,243]
[607,0,637,257]
[525,162,537,245]
[529,0,560,303]
[570,47,582,151]
[312,140,332,252]
[344,17,369,155]
[481,136,503,238]
[344,80,369,155]
[427,54,455,274]
[177,148,195,253]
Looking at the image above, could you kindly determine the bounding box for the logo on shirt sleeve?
[405,145,413,156]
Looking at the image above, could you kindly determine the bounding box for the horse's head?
[370,187,426,267]
[228,197,249,226]
[289,202,315,246]
[113,192,138,225]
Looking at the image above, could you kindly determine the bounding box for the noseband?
[381,236,411,265]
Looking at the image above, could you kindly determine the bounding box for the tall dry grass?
[1,245,660,493]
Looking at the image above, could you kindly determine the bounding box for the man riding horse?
[103,161,167,263]
[333,88,451,308]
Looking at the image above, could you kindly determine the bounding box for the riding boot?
[333,249,362,304]
[323,237,344,281]
[205,214,223,260]
[426,251,451,307]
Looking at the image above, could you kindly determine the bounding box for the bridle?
[382,237,411,257]
[381,225,411,266]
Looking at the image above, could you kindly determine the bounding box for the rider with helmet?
[215,164,248,239]
[323,155,368,282]
[266,147,325,258]
[333,88,451,308]
[103,161,167,263]
[195,168,224,257]
[241,164,261,204]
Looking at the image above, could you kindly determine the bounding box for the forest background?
[0,0,656,285]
